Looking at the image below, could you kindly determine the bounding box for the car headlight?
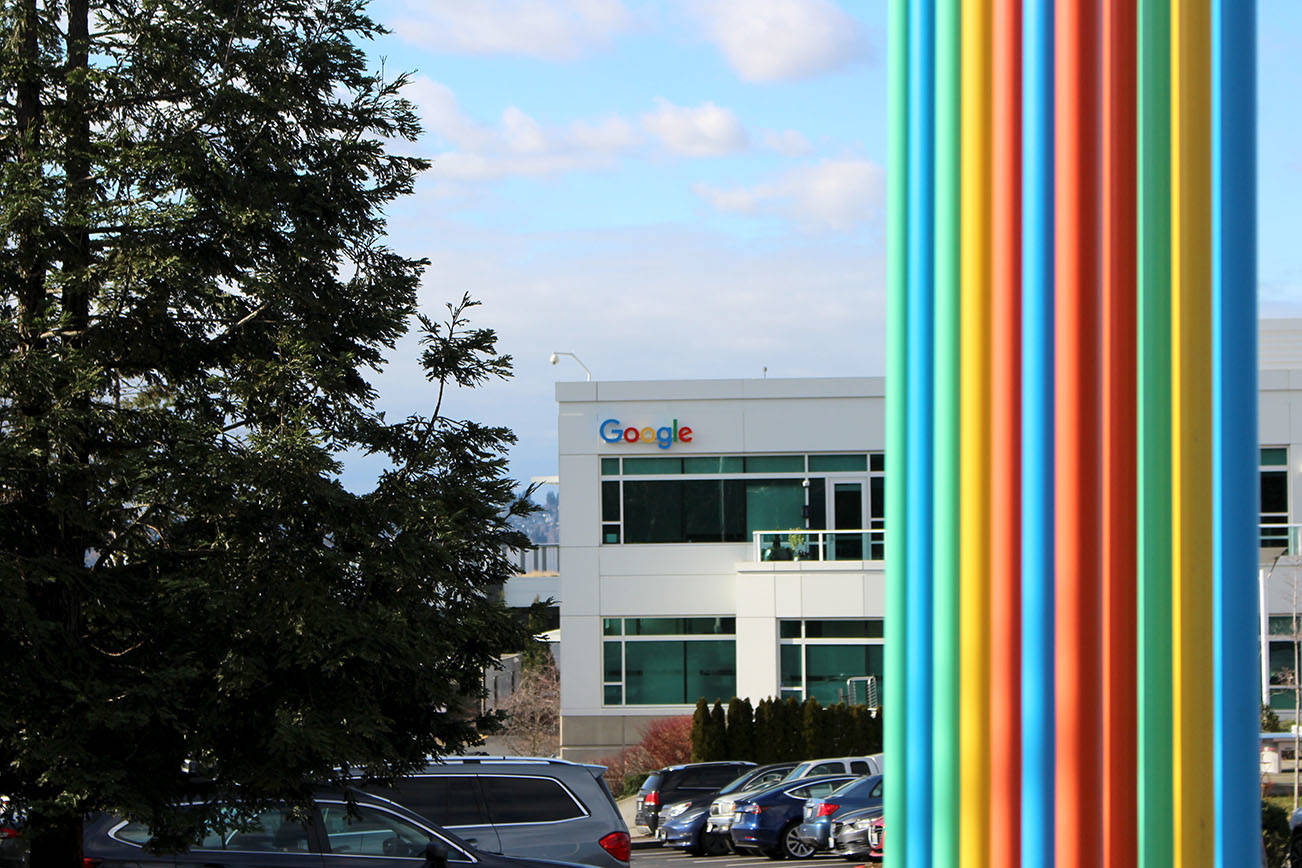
[664,802,691,819]
[850,817,876,831]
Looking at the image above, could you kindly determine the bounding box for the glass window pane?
[779,620,802,639]
[602,524,621,544]
[780,644,802,687]
[683,457,723,474]
[870,476,885,519]
[744,480,805,536]
[601,458,620,475]
[602,481,620,522]
[1262,447,1288,466]
[805,645,883,705]
[216,808,313,853]
[625,617,735,636]
[684,640,736,704]
[604,641,622,681]
[603,618,622,636]
[623,481,684,543]
[1269,640,1297,686]
[367,777,488,827]
[604,684,623,705]
[805,620,884,639]
[682,479,728,542]
[479,776,585,823]
[870,453,885,472]
[320,805,428,857]
[744,455,804,473]
[624,641,687,704]
[808,454,868,472]
[1262,471,1289,514]
[623,457,683,475]
[1269,616,1298,636]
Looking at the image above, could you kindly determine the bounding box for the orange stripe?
[1054,1,1105,865]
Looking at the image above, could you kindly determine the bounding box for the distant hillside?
[513,489,558,545]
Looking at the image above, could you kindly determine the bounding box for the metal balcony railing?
[1261,523,1302,557]
[753,529,885,563]
[509,544,559,575]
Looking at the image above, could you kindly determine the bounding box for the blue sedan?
[728,774,856,859]
[794,774,882,851]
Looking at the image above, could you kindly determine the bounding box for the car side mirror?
[422,841,448,868]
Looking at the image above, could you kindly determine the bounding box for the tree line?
[690,696,883,763]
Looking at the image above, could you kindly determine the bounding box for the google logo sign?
[599,418,694,449]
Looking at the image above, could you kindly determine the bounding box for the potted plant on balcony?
[787,531,809,560]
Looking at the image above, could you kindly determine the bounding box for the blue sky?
[342,0,1302,491]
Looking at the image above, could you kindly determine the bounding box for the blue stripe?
[1213,2,1259,865]
[904,0,936,864]
[1020,1,1055,865]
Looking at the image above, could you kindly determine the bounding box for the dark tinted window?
[850,761,869,774]
[479,776,585,824]
[810,762,843,775]
[692,765,749,789]
[640,773,664,794]
[374,776,489,827]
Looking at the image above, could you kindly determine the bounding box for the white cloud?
[761,128,812,156]
[641,98,748,157]
[404,77,640,180]
[694,158,884,230]
[388,0,632,60]
[690,0,869,83]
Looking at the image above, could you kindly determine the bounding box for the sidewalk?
[616,794,661,851]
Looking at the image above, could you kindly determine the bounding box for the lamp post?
[549,351,591,381]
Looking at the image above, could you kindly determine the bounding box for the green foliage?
[0,0,532,857]
[689,695,883,763]
[690,698,710,763]
[1262,799,1290,868]
[726,697,755,761]
[704,701,728,762]
[1263,704,1284,733]
[619,772,651,800]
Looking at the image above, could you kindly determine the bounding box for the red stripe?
[989,0,1022,863]
[1102,1,1139,865]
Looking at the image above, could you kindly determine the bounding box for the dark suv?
[634,762,754,834]
[360,757,629,867]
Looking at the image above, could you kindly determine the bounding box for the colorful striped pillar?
[884,2,1259,866]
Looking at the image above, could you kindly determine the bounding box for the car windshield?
[640,773,663,793]
[719,769,767,796]
[780,761,812,783]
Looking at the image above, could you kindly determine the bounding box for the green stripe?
[883,0,909,862]
[931,0,962,863]
[1137,0,1174,863]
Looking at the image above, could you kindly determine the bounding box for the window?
[370,776,490,827]
[603,617,736,706]
[114,808,314,853]
[779,620,884,705]
[319,803,430,858]
[1262,447,1290,548]
[599,452,884,548]
[479,776,585,824]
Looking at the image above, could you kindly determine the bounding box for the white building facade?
[556,357,1302,761]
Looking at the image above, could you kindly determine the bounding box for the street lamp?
[549,351,591,381]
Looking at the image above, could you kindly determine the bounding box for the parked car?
[0,798,26,868]
[828,805,883,860]
[705,755,880,849]
[728,774,856,859]
[794,774,882,851]
[634,762,753,834]
[84,790,591,868]
[778,754,883,782]
[658,763,797,856]
[358,757,629,867]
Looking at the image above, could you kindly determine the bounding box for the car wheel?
[686,828,705,857]
[780,822,816,860]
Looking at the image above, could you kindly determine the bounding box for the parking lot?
[631,843,875,866]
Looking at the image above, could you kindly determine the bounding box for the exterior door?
[830,482,864,560]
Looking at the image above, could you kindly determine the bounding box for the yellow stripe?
[958,1,992,865]
[1171,0,1214,862]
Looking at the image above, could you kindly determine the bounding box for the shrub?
[599,715,693,796]
[1262,799,1290,868]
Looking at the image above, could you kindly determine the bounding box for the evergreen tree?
[780,697,806,760]
[690,698,710,762]
[801,697,827,757]
[705,700,729,761]
[0,1,532,862]
[753,699,773,764]
[725,697,755,762]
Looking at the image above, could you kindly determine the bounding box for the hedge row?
[690,696,882,763]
